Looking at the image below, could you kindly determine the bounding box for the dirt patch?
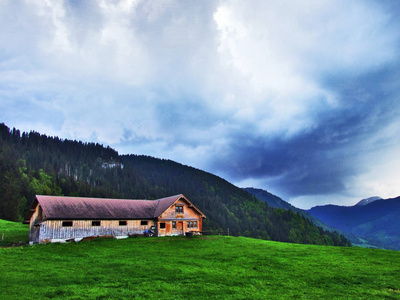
[0,241,28,248]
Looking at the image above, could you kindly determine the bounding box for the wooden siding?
[37,219,155,243]
[160,199,200,219]
[157,199,203,236]
[29,203,43,243]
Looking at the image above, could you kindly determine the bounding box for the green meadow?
[1,219,400,299]
[0,219,29,246]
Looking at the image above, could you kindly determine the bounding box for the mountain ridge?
[355,196,382,206]
[307,197,400,250]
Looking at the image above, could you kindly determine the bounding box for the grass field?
[0,219,29,246]
[1,220,400,299]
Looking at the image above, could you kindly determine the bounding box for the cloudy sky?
[1,0,400,208]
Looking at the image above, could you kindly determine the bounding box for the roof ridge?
[36,195,152,202]
[153,198,162,218]
[27,194,203,222]
[153,194,183,218]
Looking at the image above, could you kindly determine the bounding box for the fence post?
[1,233,4,241]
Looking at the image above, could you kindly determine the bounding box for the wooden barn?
[24,194,206,244]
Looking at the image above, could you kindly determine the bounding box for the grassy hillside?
[0,224,399,299]
[0,219,28,246]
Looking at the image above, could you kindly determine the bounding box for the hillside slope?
[243,187,327,226]
[244,187,360,244]
[244,188,327,228]
[0,219,28,246]
[307,197,400,250]
[243,188,293,210]
[0,123,350,246]
[0,231,399,299]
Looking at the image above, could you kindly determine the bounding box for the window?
[119,221,127,226]
[160,222,166,229]
[62,221,73,227]
[92,221,101,226]
[172,221,176,229]
[186,221,197,229]
[176,205,184,214]
[141,220,148,226]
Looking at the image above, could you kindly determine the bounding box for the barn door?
[166,223,171,235]
[33,224,40,243]
[177,222,183,235]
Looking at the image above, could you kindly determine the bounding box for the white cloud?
[211,0,398,138]
[290,194,356,210]
[346,118,400,200]
[1,0,400,205]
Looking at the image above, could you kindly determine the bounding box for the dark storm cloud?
[209,64,400,198]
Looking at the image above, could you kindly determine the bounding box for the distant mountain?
[307,197,400,250]
[355,196,382,206]
[244,187,358,242]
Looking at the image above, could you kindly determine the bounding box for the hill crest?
[355,196,382,206]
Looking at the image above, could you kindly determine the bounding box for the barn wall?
[37,219,155,243]
[29,203,45,243]
[157,199,203,236]
[28,206,38,242]
[160,199,201,219]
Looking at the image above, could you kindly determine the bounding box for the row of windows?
[61,220,149,227]
[187,221,198,228]
[167,221,198,229]
[61,220,198,228]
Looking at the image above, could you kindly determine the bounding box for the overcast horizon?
[2,0,400,209]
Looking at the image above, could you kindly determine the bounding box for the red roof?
[28,194,186,221]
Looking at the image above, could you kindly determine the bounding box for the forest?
[0,123,350,246]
